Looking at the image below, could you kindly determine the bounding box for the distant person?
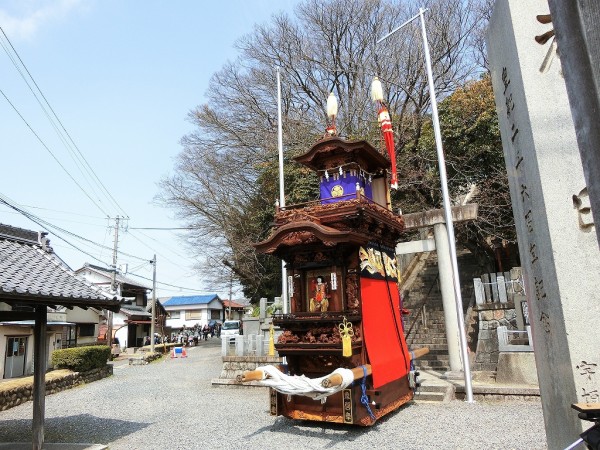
[202,324,209,340]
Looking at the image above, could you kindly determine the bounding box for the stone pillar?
[488,1,600,447]
[259,297,267,320]
[433,223,462,374]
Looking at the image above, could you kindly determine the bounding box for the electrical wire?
[0,194,146,262]
[0,88,111,217]
[0,195,207,294]
[126,271,207,293]
[0,26,129,218]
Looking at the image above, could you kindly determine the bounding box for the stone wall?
[473,303,517,371]
[0,365,113,411]
[212,356,283,387]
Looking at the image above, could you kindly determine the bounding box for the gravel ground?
[0,339,548,449]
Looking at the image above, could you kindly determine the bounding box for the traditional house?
[222,299,246,320]
[74,263,152,349]
[160,294,223,332]
[0,223,120,449]
[0,224,120,379]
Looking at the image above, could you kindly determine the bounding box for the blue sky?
[0,0,301,298]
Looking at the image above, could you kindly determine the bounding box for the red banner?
[361,277,410,388]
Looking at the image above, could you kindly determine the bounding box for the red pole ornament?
[371,77,398,189]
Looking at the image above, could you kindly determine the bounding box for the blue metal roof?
[161,294,220,306]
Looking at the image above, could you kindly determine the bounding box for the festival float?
[238,79,429,426]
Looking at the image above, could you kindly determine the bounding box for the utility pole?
[150,254,156,352]
[108,216,120,347]
[228,272,233,320]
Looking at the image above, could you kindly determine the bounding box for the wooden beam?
[32,305,47,450]
[0,311,36,321]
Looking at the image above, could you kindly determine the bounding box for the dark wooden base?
[269,374,413,426]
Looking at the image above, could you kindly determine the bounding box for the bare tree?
[158,0,495,300]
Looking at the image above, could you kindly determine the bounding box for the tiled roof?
[121,305,152,317]
[0,224,120,311]
[222,300,246,309]
[81,263,151,290]
[0,224,38,242]
[161,294,220,307]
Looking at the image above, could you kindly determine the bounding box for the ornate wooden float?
[242,136,427,426]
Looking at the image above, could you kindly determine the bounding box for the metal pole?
[377,7,474,402]
[277,68,289,314]
[150,254,156,353]
[417,7,473,402]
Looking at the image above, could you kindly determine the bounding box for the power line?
[0,26,129,218]
[126,271,207,293]
[125,230,182,267]
[0,193,208,293]
[0,194,146,262]
[129,227,195,230]
[0,88,112,217]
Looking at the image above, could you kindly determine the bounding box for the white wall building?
[160,295,223,332]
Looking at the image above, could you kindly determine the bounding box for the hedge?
[51,345,111,372]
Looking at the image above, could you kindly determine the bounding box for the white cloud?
[0,0,87,40]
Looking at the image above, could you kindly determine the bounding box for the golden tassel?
[342,333,352,357]
[268,323,275,356]
[339,316,354,358]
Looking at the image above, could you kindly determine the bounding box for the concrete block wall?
[473,303,517,371]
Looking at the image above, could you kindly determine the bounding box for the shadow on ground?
[0,414,150,444]
[245,402,414,449]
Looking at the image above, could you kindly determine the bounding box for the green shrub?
[51,345,111,372]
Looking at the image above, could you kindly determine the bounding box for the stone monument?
[487,0,600,447]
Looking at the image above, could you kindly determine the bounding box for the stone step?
[418,355,450,362]
[409,344,448,352]
[413,390,449,402]
[410,330,446,336]
[408,337,448,344]
[408,343,448,349]
[413,384,454,402]
[408,337,447,344]
[415,360,450,370]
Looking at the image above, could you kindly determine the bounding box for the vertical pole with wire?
[108,216,120,347]
[150,254,156,353]
[378,7,474,402]
[277,68,289,314]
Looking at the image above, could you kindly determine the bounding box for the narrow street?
[0,339,547,449]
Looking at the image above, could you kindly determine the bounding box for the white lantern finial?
[371,76,384,102]
[327,92,338,118]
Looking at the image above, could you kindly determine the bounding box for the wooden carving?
[345,267,359,309]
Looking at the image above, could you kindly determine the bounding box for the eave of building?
[254,220,368,256]
[0,296,120,313]
[294,136,390,173]
[277,199,403,229]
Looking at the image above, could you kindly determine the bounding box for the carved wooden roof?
[294,136,390,173]
[254,198,405,256]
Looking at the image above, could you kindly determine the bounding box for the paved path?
[0,338,548,449]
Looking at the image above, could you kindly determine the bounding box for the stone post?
[433,223,462,374]
[488,1,600,446]
[259,297,267,320]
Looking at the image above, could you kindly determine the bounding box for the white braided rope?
[253,365,356,402]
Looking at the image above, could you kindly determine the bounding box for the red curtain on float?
[360,245,411,388]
